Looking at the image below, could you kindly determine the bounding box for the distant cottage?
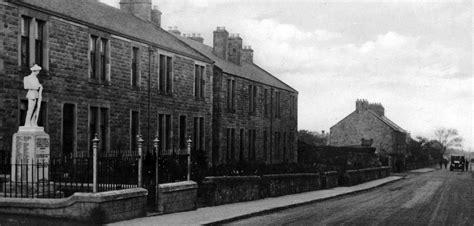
[329,99,408,167]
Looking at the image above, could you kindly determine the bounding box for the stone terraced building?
[0,0,298,166]
[175,28,298,165]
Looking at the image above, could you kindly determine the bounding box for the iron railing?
[0,153,140,198]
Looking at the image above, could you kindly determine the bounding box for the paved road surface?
[227,169,474,225]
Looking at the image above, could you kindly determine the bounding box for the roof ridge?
[368,110,406,133]
[246,62,297,93]
[17,0,211,63]
[175,34,297,93]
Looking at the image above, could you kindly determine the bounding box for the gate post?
[153,135,160,208]
[137,134,144,187]
[187,137,192,181]
[92,134,99,193]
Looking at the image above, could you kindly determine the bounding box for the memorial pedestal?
[11,126,50,182]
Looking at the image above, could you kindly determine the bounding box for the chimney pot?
[168,26,181,36]
[241,44,254,63]
[120,0,152,21]
[188,33,204,43]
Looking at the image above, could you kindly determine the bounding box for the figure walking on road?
[465,159,469,171]
[443,158,448,169]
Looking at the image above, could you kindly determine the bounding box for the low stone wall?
[321,171,339,189]
[0,188,147,223]
[342,167,391,186]
[263,173,320,197]
[202,173,320,206]
[201,176,261,206]
[158,181,198,214]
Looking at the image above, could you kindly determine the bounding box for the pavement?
[409,168,436,173]
[112,169,437,226]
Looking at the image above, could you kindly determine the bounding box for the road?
[227,169,474,225]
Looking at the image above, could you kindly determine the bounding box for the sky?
[100,0,473,150]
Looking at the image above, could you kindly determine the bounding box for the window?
[20,15,47,69]
[263,130,268,161]
[20,16,30,68]
[226,128,235,162]
[89,106,109,154]
[239,129,244,162]
[62,103,76,157]
[19,99,47,128]
[159,55,173,95]
[89,35,109,83]
[194,65,205,100]
[289,132,294,159]
[89,36,97,79]
[158,114,172,154]
[226,78,235,111]
[289,95,296,119]
[131,47,139,87]
[130,110,139,153]
[193,117,204,152]
[248,129,256,161]
[274,132,280,159]
[248,85,257,115]
[179,115,187,150]
[264,89,268,117]
[275,91,281,118]
[34,20,45,68]
[282,132,287,161]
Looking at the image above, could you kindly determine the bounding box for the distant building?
[175,28,298,165]
[329,99,408,167]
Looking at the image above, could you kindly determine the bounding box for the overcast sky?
[100,0,472,149]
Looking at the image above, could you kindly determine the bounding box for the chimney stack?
[187,33,204,43]
[168,26,181,36]
[355,99,369,112]
[213,26,229,60]
[368,102,385,116]
[120,0,152,21]
[241,45,254,63]
[227,34,242,65]
[151,6,161,27]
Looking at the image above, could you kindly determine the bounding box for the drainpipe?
[148,47,154,156]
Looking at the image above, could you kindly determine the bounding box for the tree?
[298,130,328,146]
[434,128,463,154]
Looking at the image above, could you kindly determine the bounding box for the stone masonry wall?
[330,110,395,155]
[0,188,148,223]
[212,70,298,165]
[158,181,198,214]
[0,2,213,159]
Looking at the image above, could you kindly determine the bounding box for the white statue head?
[30,64,42,72]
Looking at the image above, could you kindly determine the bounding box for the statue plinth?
[11,126,50,182]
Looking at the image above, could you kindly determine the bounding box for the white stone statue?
[23,64,43,127]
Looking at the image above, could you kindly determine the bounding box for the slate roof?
[15,0,211,63]
[330,110,407,134]
[176,36,297,93]
[368,111,406,133]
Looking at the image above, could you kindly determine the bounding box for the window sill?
[158,91,173,97]
[226,109,236,114]
[88,79,110,86]
[130,85,141,91]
